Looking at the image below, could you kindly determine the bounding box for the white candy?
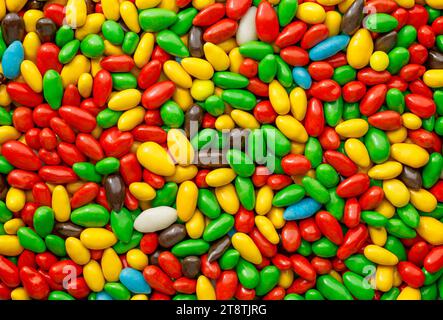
[134,206,178,233]
[236,7,258,45]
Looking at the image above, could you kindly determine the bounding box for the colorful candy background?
[0,0,443,301]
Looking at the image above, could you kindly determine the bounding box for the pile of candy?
[0,0,443,301]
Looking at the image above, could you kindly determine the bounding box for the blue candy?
[1,41,24,79]
[309,35,350,61]
[119,267,151,294]
[292,67,312,89]
[283,198,322,221]
[96,291,114,300]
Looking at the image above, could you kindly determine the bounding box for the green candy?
[170,8,198,36]
[45,235,66,257]
[17,227,46,253]
[0,107,12,126]
[316,164,339,188]
[97,109,122,128]
[380,287,400,300]
[272,184,305,207]
[422,152,443,188]
[122,32,139,55]
[284,293,305,300]
[58,39,80,64]
[255,266,280,296]
[139,9,177,32]
[364,13,398,33]
[422,116,435,131]
[0,201,12,223]
[219,249,240,270]
[361,211,388,227]
[226,149,255,177]
[235,177,256,211]
[236,258,260,289]
[48,291,75,300]
[197,189,221,219]
[0,29,6,59]
[212,72,249,89]
[71,204,110,227]
[317,275,353,300]
[239,41,274,60]
[386,88,405,113]
[387,47,410,74]
[73,162,103,183]
[435,90,443,115]
[104,282,131,300]
[305,289,324,300]
[222,89,257,111]
[277,0,298,27]
[102,20,124,45]
[397,204,420,229]
[312,238,338,258]
[173,294,197,300]
[342,271,375,300]
[302,176,330,204]
[33,206,55,238]
[324,97,343,127]
[111,209,133,244]
[436,35,443,52]
[203,214,234,242]
[248,129,267,164]
[304,137,322,168]
[423,267,443,285]
[204,95,225,116]
[191,128,220,150]
[364,127,390,164]
[156,30,189,57]
[421,284,438,300]
[384,236,407,261]
[262,124,291,157]
[171,239,210,257]
[55,25,74,48]
[343,102,361,120]
[111,73,137,90]
[332,65,356,85]
[95,157,120,175]
[113,231,143,254]
[160,100,184,128]
[258,54,277,83]
[43,70,63,110]
[386,218,416,239]
[397,25,417,48]
[325,189,345,220]
[152,182,178,207]
[80,34,105,58]
[275,56,293,87]
[344,254,376,277]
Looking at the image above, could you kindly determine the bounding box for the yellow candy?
[196,275,216,300]
[6,0,26,12]
[166,165,198,183]
[215,114,235,130]
[368,161,403,180]
[338,0,356,13]
[255,216,279,244]
[329,270,342,283]
[177,181,198,222]
[394,0,415,8]
[134,33,154,68]
[6,187,26,212]
[22,32,40,62]
[181,58,214,80]
[416,216,443,245]
[255,185,273,216]
[66,237,91,265]
[4,218,25,235]
[135,0,161,9]
[390,143,429,168]
[387,127,407,143]
[402,113,422,130]
[370,51,390,72]
[101,248,122,282]
[410,189,437,213]
[186,209,204,239]
[325,10,342,36]
[231,232,263,265]
[190,79,214,101]
[397,287,421,300]
[167,129,194,165]
[335,119,368,138]
[78,73,93,98]
[80,228,118,250]
[159,0,178,11]
[0,85,11,107]
[269,80,290,115]
[0,235,24,256]
[131,294,148,300]
[423,70,443,88]
[120,1,140,33]
[296,2,326,24]
[230,110,260,129]
[126,249,149,270]
[118,107,145,131]
[173,87,193,111]
[276,115,308,143]
[23,10,44,33]
[344,138,371,168]
[215,183,240,215]
[206,168,236,187]
[364,245,399,266]
[84,260,105,292]
[52,185,71,222]
[61,55,91,87]
[267,207,285,229]
[393,267,403,287]
[347,29,373,69]
[65,0,87,28]
[108,89,141,111]
[375,199,396,219]
[0,0,5,20]
[369,226,387,247]
[101,0,120,20]
[290,87,307,121]
[75,13,105,40]
[317,0,343,4]
[376,265,394,292]
[383,179,410,207]
[0,126,20,144]
[229,48,243,74]
[163,60,193,88]
[425,0,443,9]
[129,182,156,201]
[203,42,230,71]
[11,287,30,300]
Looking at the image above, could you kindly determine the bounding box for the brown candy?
[85,0,96,14]
[427,51,443,70]
[104,174,126,213]
[374,31,397,53]
[158,223,187,248]
[36,18,57,43]
[54,222,83,238]
[1,13,25,46]
[181,256,201,279]
[185,104,203,138]
[188,26,204,58]
[25,0,45,10]
[0,73,6,85]
[197,149,229,169]
[400,166,422,190]
[149,249,161,266]
[207,235,231,263]
[341,0,364,36]
[227,128,250,150]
